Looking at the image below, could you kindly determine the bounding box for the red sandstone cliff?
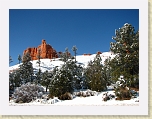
[23,40,58,60]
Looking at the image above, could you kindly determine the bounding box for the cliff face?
[23,40,58,60]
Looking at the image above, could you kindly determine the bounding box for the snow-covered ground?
[9,52,139,106]
[9,52,115,73]
[9,92,139,106]
[9,86,139,106]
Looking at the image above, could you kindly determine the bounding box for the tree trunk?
[46,86,48,92]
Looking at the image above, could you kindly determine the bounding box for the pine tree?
[41,70,53,92]
[9,56,13,64]
[65,59,83,90]
[84,54,107,92]
[110,23,139,88]
[49,65,73,98]
[103,57,113,85]
[60,47,71,63]
[34,68,42,84]
[9,70,21,89]
[72,45,77,62]
[49,58,83,98]
[19,52,34,84]
[18,54,22,64]
[36,48,41,67]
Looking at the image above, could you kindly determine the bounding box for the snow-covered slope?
[9,52,140,106]
[9,52,115,73]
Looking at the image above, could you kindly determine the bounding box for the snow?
[9,52,139,106]
[9,52,115,72]
[9,90,139,106]
[9,86,139,106]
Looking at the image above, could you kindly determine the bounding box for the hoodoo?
[23,39,58,60]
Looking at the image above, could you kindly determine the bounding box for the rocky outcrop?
[23,39,58,60]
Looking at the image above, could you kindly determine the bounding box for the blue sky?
[9,9,139,66]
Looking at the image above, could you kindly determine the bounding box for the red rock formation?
[23,39,58,60]
[97,51,102,55]
[83,53,91,56]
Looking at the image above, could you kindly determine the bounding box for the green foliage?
[102,58,113,85]
[84,54,107,92]
[22,52,31,63]
[34,68,42,84]
[41,70,53,92]
[9,70,21,91]
[110,23,139,88]
[59,47,72,62]
[49,67,73,98]
[19,52,34,84]
[49,57,83,98]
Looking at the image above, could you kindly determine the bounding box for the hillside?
[9,52,115,73]
[9,51,139,106]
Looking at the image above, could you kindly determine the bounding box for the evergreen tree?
[9,56,13,64]
[41,70,53,92]
[72,45,77,62]
[110,23,139,88]
[103,57,113,85]
[19,52,34,84]
[36,48,41,67]
[65,59,83,90]
[34,68,42,84]
[9,70,21,89]
[49,65,73,98]
[84,54,107,91]
[59,47,71,63]
[18,54,22,64]
[49,58,83,98]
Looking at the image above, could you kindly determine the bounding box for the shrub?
[102,92,115,101]
[12,82,44,103]
[58,92,73,100]
[73,90,97,97]
[114,76,132,100]
[115,86,132,100]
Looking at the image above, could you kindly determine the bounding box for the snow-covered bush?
[114,76,132,100]
[73,90,97,97]
[12,82,44,103]
[102,92,115,101]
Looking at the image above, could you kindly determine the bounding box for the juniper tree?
[84,54,107,92]
[110,23,139,88]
